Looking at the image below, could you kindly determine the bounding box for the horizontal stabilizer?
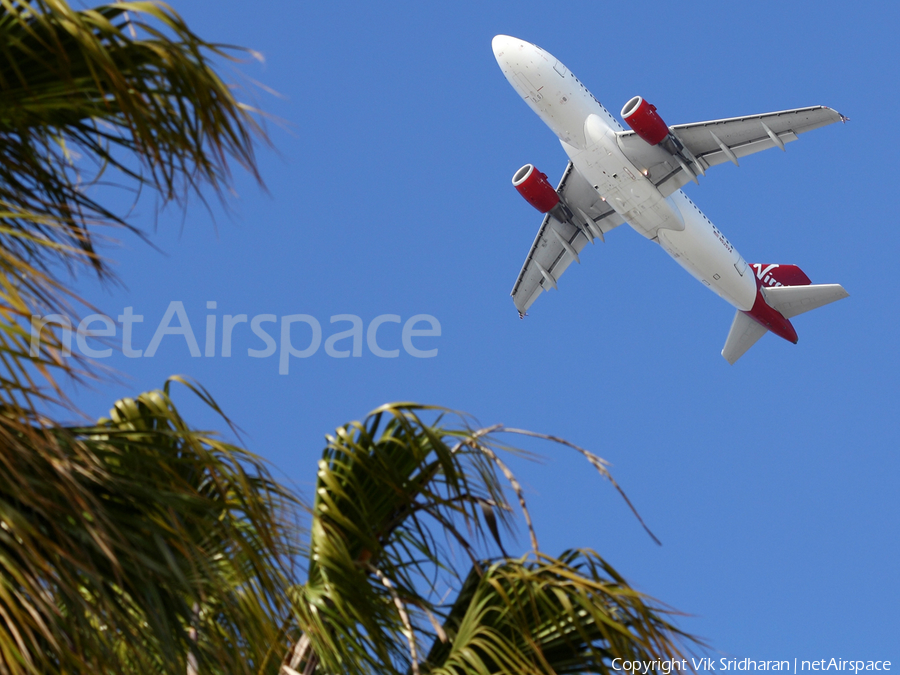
[722,311,768,365]
[762,284,849,319]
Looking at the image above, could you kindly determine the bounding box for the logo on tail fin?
[749,263,811,288]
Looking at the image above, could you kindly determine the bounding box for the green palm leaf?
[0,379,295,674]
[424,551,692,675]
[286,404,697,675]
[0,0,265,407]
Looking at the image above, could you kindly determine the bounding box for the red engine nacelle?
[512,164,559,213]
[621,96,669,146]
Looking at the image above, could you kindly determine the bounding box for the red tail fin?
[748,263,811,288]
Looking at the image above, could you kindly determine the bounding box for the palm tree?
[284,404,695,675]
[0,2,698,673]
[0,0,263,409]
[0,2,292,673]
[0,379,296,674]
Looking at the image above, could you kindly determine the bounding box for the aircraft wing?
[616,105,847,197]
[511,162,625,315]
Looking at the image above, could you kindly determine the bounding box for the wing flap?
[700,131,799,168]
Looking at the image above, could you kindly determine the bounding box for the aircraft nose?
[492,34,519,60]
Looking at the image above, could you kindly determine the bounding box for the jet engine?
[621,96,669,146]
[621,96,705,183]
[512,164,560,213]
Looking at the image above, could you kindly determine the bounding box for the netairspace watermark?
[30,301,442,375]
[612,659,892,675]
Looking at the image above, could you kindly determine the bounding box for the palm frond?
[286,404,697,675]
[0,379,296,674]
[424,550,693,675]
[0,0,267,407]
[290,404,515,675]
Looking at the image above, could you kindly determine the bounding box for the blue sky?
[63,0,897,664]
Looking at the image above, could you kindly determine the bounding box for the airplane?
[492,34,849,363]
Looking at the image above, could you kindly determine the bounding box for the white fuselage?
[493,36,757,311]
